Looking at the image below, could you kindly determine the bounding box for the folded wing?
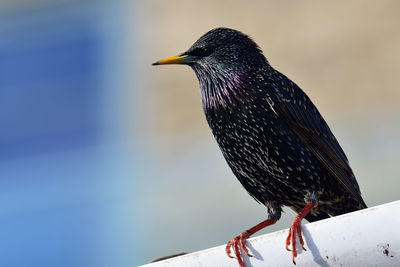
[269,78,366,207]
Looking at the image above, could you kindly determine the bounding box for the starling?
[153,28,367,266]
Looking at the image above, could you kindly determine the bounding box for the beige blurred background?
[148,0,400,132]
[142,0,400,264]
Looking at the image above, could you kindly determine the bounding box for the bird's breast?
[204,103,288,180]
[204,101,323,202]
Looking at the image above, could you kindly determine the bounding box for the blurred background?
[0,1,399,266]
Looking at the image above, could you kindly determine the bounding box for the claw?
[239,233,254,257]
[226,235,247,267]
[286,228,292,251]
[296,222,307,251]
[225,241,234,258]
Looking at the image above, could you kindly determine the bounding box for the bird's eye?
[187,47,210,57]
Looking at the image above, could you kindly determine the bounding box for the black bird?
[153,28,367,266]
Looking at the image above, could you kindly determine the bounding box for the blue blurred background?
[0,1,399,267]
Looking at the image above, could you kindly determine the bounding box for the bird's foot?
[285,201,317,264]
[285,216,306,265]
[225,218,278,267]
[225,231,253,267]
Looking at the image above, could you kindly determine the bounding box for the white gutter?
[140,200,400,267]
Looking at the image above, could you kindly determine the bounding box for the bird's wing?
[269,78,365,206]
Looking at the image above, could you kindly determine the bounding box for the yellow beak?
[152,54,189,65]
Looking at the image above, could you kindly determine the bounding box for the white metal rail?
[140,200,400,267]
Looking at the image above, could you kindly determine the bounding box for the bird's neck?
[192,65,249,111]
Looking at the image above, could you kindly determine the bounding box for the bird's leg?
[286,201,318,264]
[226,218,278,267]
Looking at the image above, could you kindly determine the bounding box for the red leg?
[226,218,278,267]
[286,201,318,264]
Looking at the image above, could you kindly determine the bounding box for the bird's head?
[153,28,269,109]
[153,27,266,70]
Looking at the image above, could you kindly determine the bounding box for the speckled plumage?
[183,28,366,220]
[153,27,367,265]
